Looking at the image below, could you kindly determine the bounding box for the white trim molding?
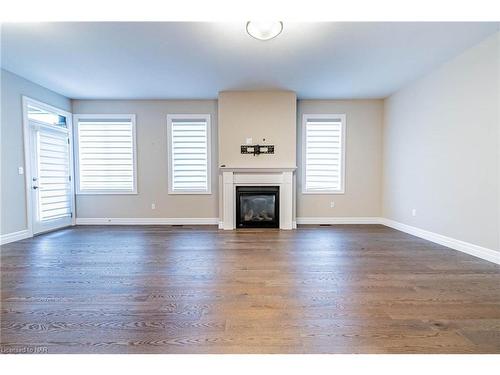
[380,218,500,265]
[296,217,381,225]
[296,216,500,265]
[0,230,31,245]
[75,217,219,225]
[4,217,499,265]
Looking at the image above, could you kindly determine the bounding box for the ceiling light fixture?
[246,21,283,41]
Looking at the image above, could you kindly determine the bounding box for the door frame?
[22,96,76,236]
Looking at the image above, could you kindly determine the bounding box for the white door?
[24,98,75,235]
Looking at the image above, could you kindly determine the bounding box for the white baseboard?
[0,229,31,245]
[296,216,499,264]
[76,217,219,225]
[296,217,381,225]
[5,217,498,265]
[380,218,500,265]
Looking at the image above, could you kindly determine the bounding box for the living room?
[1,1,499,372]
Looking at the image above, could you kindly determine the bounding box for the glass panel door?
[26,100,74,235]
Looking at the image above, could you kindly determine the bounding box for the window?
[167,114,211,194]
[302,114,346,194]
[27,104,68,128]
[74,114,137,194]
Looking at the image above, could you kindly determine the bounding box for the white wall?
[297,100,383,219]
[383,32,500,251]
[72,100,219,220]
[0,69,72,235]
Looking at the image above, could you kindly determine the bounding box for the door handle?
[33,185,39,190]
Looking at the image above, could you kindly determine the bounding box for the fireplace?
[220,168,294,230]
[236,186,280,228]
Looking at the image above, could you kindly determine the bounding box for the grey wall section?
[383,32,500,251]
[297,100,383,218]
[71,100,218,219]
[1,69,72,235]
[75,99,382,221]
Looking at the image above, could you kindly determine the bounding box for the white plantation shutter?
[303,115,346,193]
[168,115,210,193]
[37,129,72,220]
[75,116,137,193]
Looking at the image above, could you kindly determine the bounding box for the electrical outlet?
[151,203,156,210]
[18,167,24,175]
[330,201,335,208]
[411,208,417,217]
[245,138,253,145]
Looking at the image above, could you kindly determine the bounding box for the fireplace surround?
[220,167,295,230]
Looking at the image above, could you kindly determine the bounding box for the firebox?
[235,186,280,228]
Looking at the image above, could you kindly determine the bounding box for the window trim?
[73,114,138,195]
[167,114,212,195]
[301,113,346,195]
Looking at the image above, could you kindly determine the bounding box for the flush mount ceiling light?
[246,21,283,41]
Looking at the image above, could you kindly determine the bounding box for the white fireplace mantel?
[220,167,296,230]
[219,167,297,173]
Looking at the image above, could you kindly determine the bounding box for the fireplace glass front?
[236,186,279,228]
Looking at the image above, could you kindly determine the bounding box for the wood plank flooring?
[1,225,499,353]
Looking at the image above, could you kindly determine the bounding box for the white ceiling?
[1,22,498,99]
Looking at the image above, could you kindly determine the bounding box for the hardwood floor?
[1,225,499,354]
